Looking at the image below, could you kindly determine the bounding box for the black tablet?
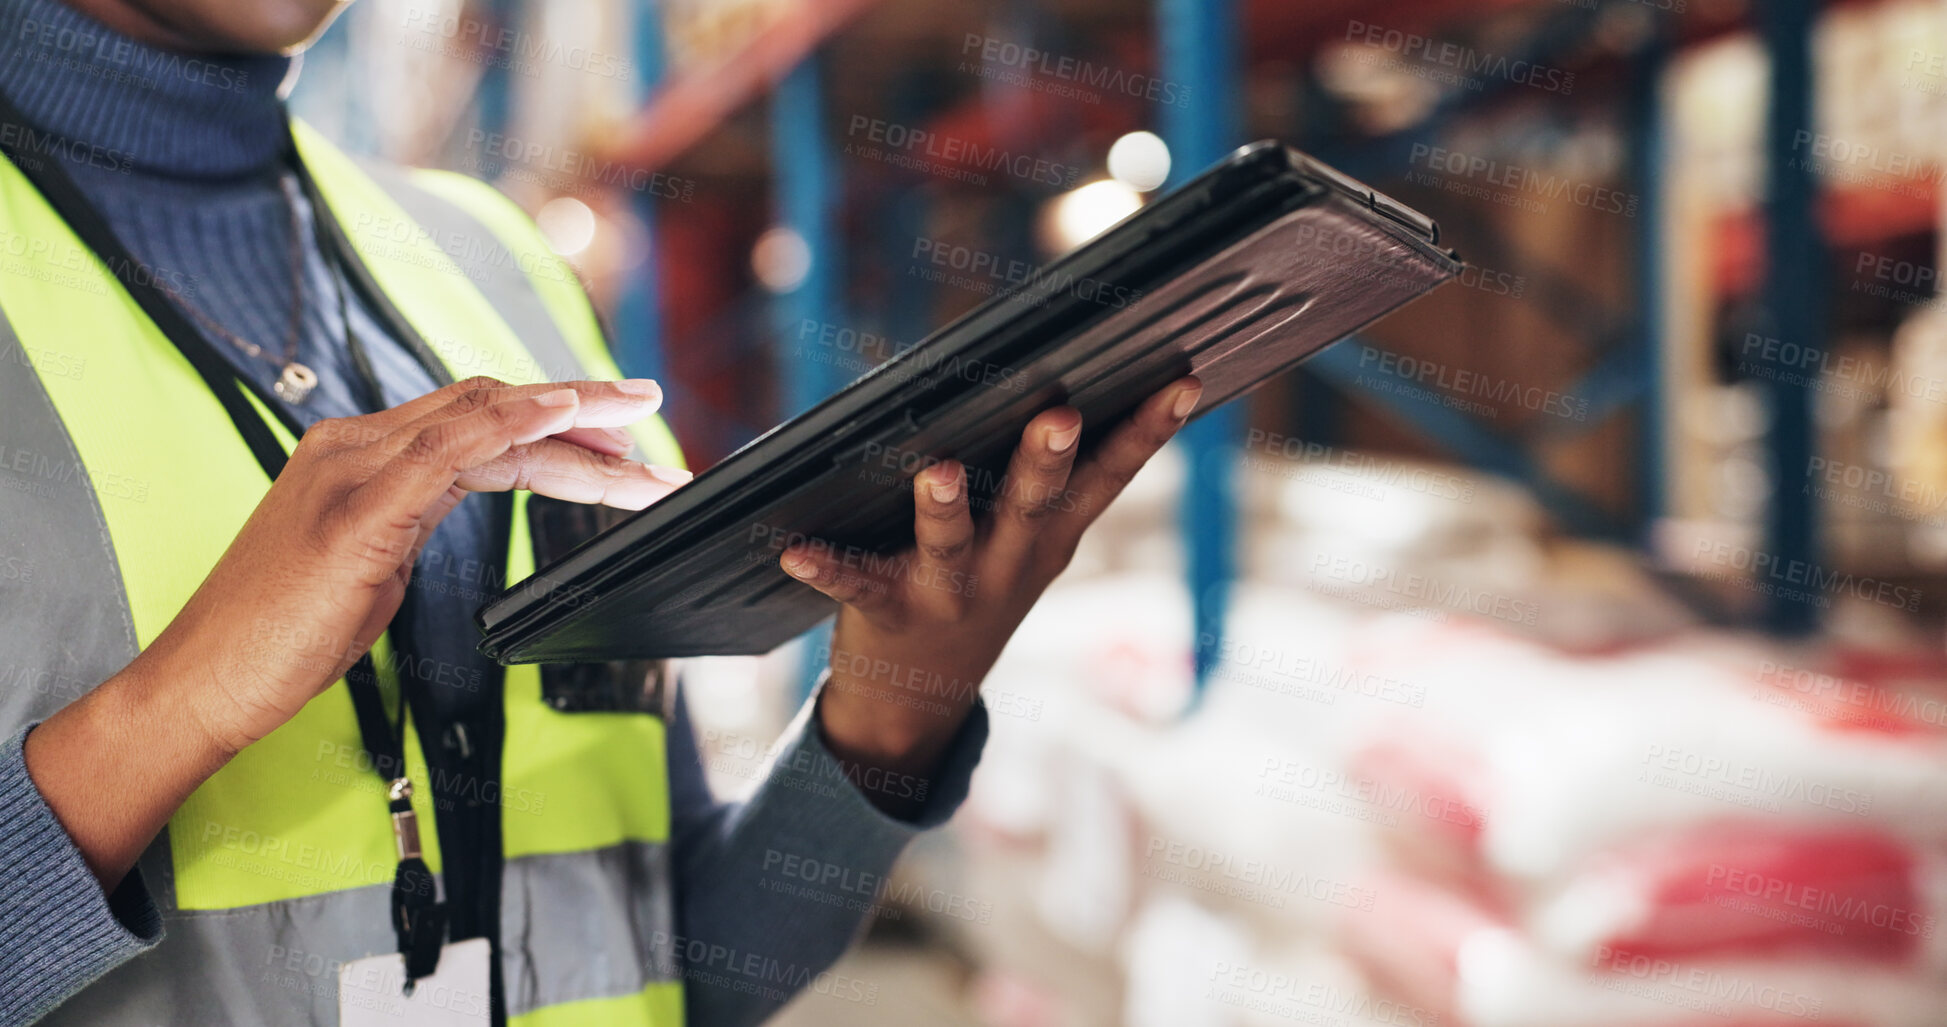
[477,141,1462,663]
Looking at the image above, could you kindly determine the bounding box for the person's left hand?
[781,376,1203,816]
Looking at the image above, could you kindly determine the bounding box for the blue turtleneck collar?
[0,0,293,179]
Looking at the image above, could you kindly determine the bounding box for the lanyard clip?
[383,775,446,989]
[387,777,422,862]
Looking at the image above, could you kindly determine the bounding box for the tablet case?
[479,142,1462,663]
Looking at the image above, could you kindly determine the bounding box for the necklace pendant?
[275,362,319,404]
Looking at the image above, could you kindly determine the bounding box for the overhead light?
[752,226,812,293]
[536,197,597,257]
[1108,131,1171,192]
[1040,178,1145,255]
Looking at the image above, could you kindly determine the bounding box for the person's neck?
[49,0,205,53]
[0,0,293,180]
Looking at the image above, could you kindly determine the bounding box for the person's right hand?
[28,376,690,886]
[153,375,690,755]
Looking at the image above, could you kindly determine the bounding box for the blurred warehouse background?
[297,0,1947,1023]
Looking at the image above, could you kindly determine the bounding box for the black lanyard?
[0,91,455,987]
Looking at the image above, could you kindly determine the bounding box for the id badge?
[338,938,491,1026]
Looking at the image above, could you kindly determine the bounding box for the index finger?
[348,375,664,441]
[417,378,663,430]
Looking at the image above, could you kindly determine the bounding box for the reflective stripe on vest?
[0,121,683,1026]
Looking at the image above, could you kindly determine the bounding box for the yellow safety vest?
[0,120,685,1025]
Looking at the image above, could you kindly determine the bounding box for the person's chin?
[147,0,350,56]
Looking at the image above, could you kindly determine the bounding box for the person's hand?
[27,375,687,884]
[782,376,1202,815]
[169,375,689,752]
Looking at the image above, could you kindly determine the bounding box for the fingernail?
[782,552,813,578]
[928,465,961,504]
[615,378,660,398]
[536,389,578,408]
[1171,385,1203,421]
[1047,423,1080,453]
[648,465,693,487]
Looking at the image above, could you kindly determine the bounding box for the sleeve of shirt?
[0,727,163,1027]
[663,675,988,1027]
